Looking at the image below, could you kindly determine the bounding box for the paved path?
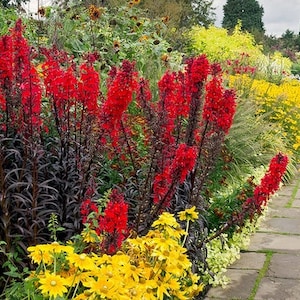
[204,175,300,300]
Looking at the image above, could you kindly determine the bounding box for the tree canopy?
[138,0,216,28]
[0,0,28,8]
[222,0,264,34]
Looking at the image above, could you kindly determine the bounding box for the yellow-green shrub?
[187,23,292,79]
[187,23,263,64]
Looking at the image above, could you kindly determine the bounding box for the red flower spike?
[99,60,138,148]
[80,198,99,225]
[99,189,129,254]
[241,153,288,219]
[78,63,100,115]
[43,58,79,129]
[153,144,197,206]
[185,55,210,94]
[203,76,236,134]
[0,19,42,137]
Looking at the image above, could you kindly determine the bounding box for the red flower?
[0,19,42,136]
[99,60,138,147]
[78,63,100,115]
[153,144,197,206]
[43,59,78,120]
[21,66,42,130]
[242,153,288,219]
[253,152,288,208]
[81,190,129,254]
[185,55,210,93]
[80,198,99,225]
[203,75,236,134]
[98,189,129,254]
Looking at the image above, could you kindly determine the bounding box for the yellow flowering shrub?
[228,74,300,154]
[187,23,263,65]
[187,23,292,78]
[25,209,203,299]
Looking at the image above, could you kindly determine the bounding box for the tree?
[222,0,264,34]
[0,0,29,8]
[138,0,216,28]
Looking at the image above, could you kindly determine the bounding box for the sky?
[213,0,300,37]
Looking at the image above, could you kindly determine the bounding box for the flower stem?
[181,219,190,247]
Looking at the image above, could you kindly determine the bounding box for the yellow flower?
[156,280,171,300]
[81,228,101,243]
[50,242,74,254]
[38,272,68,298]
[139,35,149,42]
[27,245,53,265]
[128,0,140,7]
[73,293,90,300]
[28,242,74,265]
[85,277,118,298]
[152,212,178,228]
[178,206,199,222]
[67,253,96,271]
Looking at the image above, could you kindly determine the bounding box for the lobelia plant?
[207,152,289,242]
[0,19,240,287]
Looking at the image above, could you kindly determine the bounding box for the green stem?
[181,220,190,247]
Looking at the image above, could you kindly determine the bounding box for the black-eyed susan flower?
[88,5,102,21]
[161,16,170,24]
[37,7,46,17]
[73,293,89,300]
[28,244,53,265]
[68,253,96,271]
[81,227,101,243]
[161,53,169,63]
[139,35,149,42]
[85,276,118,298]
[152,212,178,228]
[178,206,199,222]
[38,272,68,298]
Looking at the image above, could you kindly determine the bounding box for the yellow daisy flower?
[27,245,53,265]
[152,213,178,228]
[81,228,101,243]
[178,206,199,222]
[73,293,90,300]
[38,272,68,298]
[86,277,117,298]
[67,253,96,271]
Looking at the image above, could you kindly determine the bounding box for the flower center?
[79,253,86,260]
[100,285,108,293]
[50,280,57,286]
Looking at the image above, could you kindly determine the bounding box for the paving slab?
[267,195,291,207]
[229,252,266,270]
[277,185,296,196]
[292,199,300,207]
[247,232,300,253]
[258,217,300,234]
[267,253,300,279]
[254,277,300,300]
[205,269,259,300]
[266,207,300,218]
